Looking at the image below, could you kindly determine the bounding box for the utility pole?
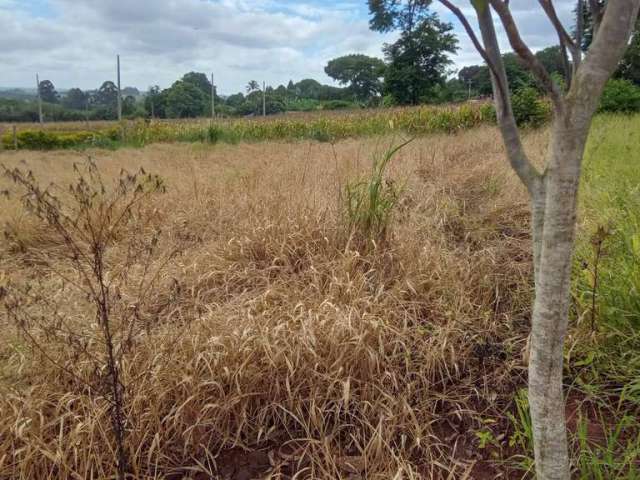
[85,96,90,127]
[467,79,473,100]
[36,73,43,124]
[262,81,266,117]
[211,73,215,120]
[116,54,122,122]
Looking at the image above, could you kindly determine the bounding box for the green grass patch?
[2,104,497,151]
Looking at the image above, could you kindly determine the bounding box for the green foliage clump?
[598,79,640,113]
[343,139,412,245]
[284,98,321,112]
[1,130,106,150]
[511,87,550,127]
[322,100,356,110]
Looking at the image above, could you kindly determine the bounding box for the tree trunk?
[528,115,589,480]
[438,3,640,479]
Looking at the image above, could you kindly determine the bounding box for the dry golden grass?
[0,126,549,479]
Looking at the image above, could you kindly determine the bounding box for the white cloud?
[1,0,576,93]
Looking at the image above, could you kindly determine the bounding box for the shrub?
[343,138,412,246]
[323,100,355,110]
[511,87,550,127]
[382,94,396,108]
[2,160,168,479]
[599,79,640,113]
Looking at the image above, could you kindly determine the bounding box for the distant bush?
[599,79,640,113]
[511,87,550,127]
[322,100,355,110]
[285,98,321,112]
[1,129,119,150]
[382,95,396,108]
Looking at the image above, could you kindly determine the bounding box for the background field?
[0,115,638,478]
[0,103,496,151]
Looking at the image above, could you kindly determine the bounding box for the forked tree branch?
[538,0,579,54]
[438,0,543,195]
[489,0,564,111]
[437,0,509,107]
[538,0,581,74]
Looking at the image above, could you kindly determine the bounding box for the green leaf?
[631,233,640,258]
[574,350,596,367]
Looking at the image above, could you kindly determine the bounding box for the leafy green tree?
[381,17,458,104]
[182,72,212,95]
[121,87,140,97]
[246,80,260,93]
[368,0,436,32]
[274,84,288,97]
[225,93,245,108]
[535,46,567,78]
[122,95,137,116]
[368,0,457,104]
[295,79,324,99]
[38,80,59,104]
[62,88,88,110]
[165,80,207,118]
[95,81,119,109]
[458,52,537,96]
[458,65,491,95]
[324,54,386,101]
[144,86,163,118]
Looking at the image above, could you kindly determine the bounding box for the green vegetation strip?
[1,104,496,150]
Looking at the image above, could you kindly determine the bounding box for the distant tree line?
[0,80,143,123]
[1,4,638,123]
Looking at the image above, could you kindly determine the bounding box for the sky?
[0,0,577,94]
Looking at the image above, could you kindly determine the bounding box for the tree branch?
[438,0,544,194]
[560,41,573,88]
[437,0,509,108]
[588,0,604,36]
[576,0,584,53]
[538,0,581,73]
[489,0,564,111]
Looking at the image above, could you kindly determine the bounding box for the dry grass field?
[0,119,638,479]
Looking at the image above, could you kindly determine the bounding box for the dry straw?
[0,128,534,479]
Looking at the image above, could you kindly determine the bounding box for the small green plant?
[206,124,223,144]
[475,429,497,449]
[343,138,412,246]
[576,413,640,479]
[511,87,550,127]
[507,389,535,474]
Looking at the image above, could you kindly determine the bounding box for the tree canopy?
[381,14,457,104]
[62,88,88,110]
[165,80,207,118]
[38,80,59,104]
[325,54,386,101]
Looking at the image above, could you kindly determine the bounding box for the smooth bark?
[438,1,640,479]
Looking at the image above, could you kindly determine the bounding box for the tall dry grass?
[0,127,545,479]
